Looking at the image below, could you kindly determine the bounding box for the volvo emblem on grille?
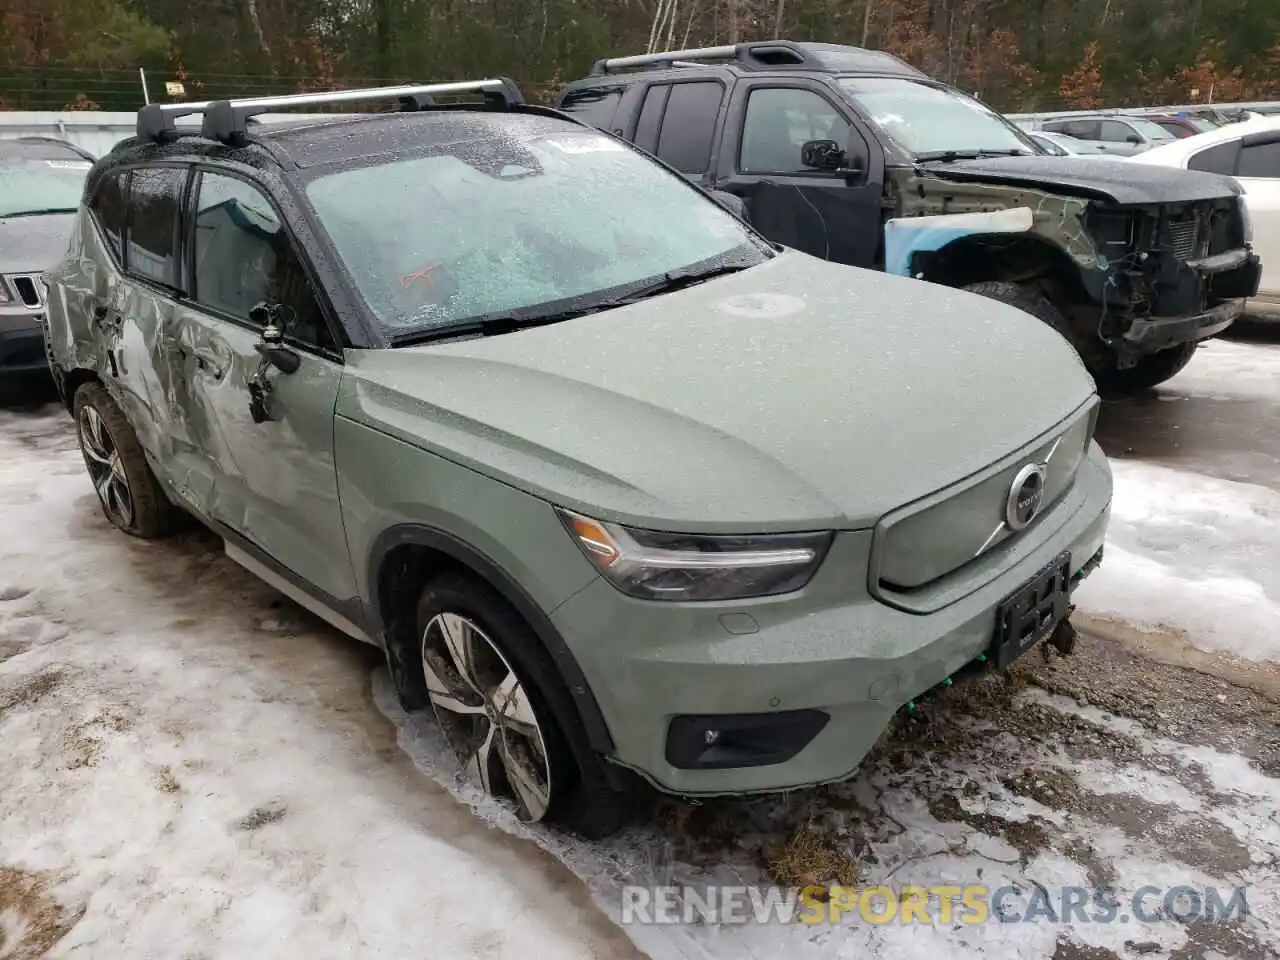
[1005,463,1047,531]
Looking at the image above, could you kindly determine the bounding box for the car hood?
[339,252,1096,532]
[0,212,76,273]
[919,155,1242,204]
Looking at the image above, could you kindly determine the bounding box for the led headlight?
[557,509,832,602]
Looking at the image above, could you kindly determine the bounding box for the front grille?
[8,275,42,308]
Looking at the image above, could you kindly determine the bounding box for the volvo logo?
[1005,463,1047,531]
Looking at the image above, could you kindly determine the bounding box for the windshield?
[836,77,1034,156]
[1127,117,1177,142]
[304,128,767,339]
[0,158,90,217]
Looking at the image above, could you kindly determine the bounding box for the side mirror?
[254,324,301,375]
[709,189,748,221]
[801,139,845,171]
[1126,134,1143,145]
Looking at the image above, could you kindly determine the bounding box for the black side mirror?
[254,324,301,374]
[708,189,749,221]
[801,139,845,170]
[1126,134,1143,145]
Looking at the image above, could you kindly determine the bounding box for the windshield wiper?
[604,262,754,306]
[915,149,1033,162]
[390,307,603,346]
[0,207,79,218]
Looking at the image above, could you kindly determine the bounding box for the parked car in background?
[1031,114,1178,156]
[1025,130,1108,157]
[44,82,1113,838]
[557,41,1260,394]
[1130,116,1280,318]
[0,137,93,384]
[1140,113,1219,138]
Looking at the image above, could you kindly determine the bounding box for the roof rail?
[590,41,813,75]
[135,79,525,143]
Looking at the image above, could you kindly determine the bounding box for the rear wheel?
[73,382,179,538]
[414,571,636,838]
[1090,342,1198,396]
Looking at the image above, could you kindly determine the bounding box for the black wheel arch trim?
[365,523,618,758]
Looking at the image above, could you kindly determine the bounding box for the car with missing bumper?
[0,137,93,383]
[556,41,1261,395]
[43,82,1111,838]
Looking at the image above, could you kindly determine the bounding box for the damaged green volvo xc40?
[42,82,1112,838]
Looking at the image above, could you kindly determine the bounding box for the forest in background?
[2,0,1280,114]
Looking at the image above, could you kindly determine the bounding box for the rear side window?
[124,166,185,288]
[1238,140,1280,178]
[558,85,625,130]
[90,171,128,261]
[1188,140,1241,176]
[654,81,723,175]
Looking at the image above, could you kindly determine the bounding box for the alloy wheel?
[78,404,134,529]
[421,611,553,821]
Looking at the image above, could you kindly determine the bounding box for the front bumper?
[552,444,1113,796]
[0,309,48,375]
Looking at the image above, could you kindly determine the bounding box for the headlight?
[557,509,832,601]
[1238,195,1254,245]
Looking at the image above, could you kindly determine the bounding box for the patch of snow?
[1163,338,1280,401]
[0,409,617,960]
[1073,458,1280,662]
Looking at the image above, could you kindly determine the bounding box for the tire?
[1090,341,1199,396]
[962,280,1074,343]
[72,381,180,539]
[414,571,636,839]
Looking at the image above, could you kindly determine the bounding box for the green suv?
[43,82,1112,838]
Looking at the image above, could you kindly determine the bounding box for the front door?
[1235,136,1280,302]
[166,167,357,604]
[712,80,884,267]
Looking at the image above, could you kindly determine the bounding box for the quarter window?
[1188,140,1241,176]
[558,85,625,129]
[90,171,128,261]
[124,166,184,287]
[739,88,850,174]
[192,171,333,350]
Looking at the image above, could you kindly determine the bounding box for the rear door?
[628,78,727,187]
[164,166,358,604]
[713,79,883,267]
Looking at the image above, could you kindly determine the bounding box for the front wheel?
[414,572,636,838]
[1091,342,1198,396]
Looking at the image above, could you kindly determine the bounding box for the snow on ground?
[1073,459,1280,663]
[3,337,1280,960]
[0,410,634,960]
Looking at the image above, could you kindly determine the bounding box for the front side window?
[1099,120,1139,143]
[0,155,90,219]
[1238,140,1280,179]
[739,88,851,174]
[303,127,766,340]
[193,171,332,350]
[836,77,1033,158]
[124,166,185,287]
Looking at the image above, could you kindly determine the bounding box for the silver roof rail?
[135,79,525,143]
[590,41,812,75]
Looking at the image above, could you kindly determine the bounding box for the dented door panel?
[164,307,356,603]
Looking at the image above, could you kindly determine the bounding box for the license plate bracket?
[991,551,1071,670]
